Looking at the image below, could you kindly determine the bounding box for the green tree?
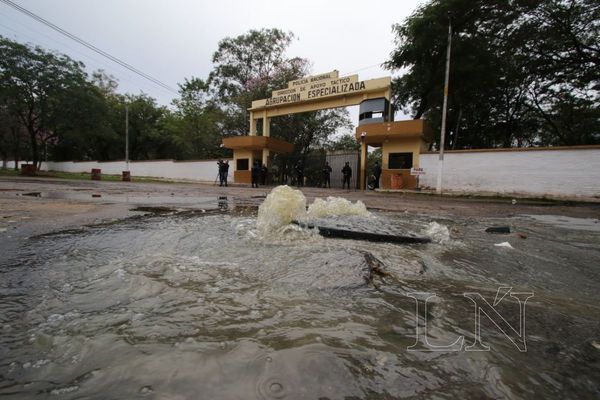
[325,133,360,151]
[122,93,175,160]
[385,0,599,148]
[522,0,600,146]
[0,37,188,164]
[0,36,92,168]
[50,81,116,161]
[0,101,27,169]
[209,28,309,136]
[171,77,229,159]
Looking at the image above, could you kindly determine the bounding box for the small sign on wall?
[410,167,425,176]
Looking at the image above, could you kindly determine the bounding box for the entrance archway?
[222,70,433,189]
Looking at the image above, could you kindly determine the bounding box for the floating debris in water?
[486,226,511,234]
[20,192,41,197]
[494,241,514,249]
[293,221,430,245]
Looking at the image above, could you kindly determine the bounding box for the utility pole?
[125,105,129,171]
[436,18,452,194]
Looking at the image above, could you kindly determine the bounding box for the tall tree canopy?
[170,77,228,160]
[1,29,353,169]
[385,0,600,148]
[208,28,352,174]
[0,37,96,167]
[209,28,308,136]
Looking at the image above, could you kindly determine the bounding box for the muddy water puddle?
[15,190,217,207]
[0,195,599,399]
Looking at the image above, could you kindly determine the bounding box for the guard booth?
[222,136,293,184]
[355,119,433,190]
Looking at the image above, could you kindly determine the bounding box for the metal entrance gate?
[325,151,359,189]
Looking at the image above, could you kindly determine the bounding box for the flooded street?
[1,184,599,399]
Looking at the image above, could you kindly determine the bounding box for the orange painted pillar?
[359,141,367,190]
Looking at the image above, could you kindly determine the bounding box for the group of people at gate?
[318,160,382,190]
[319,161,353,189]
[218,159,382,190]
[254,159,359,189]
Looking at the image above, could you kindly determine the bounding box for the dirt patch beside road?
[0,196,138,239]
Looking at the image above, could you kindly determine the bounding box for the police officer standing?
[217,160,225,187]
[295,160,304,187]
[217,160,230,187]
[251,160,261,188]
[373,161,381,189]
[342,161,352,190]
[261,163,268,186]
[223,160,229,186]
[322,161,332,188]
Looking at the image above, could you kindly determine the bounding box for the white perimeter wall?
[8,147,600,199]
[13,159,231,182]
[419,148,600,200]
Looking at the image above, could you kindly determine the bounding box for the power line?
[0,0,178,95]
[341,62,386,76]
[0,11,174,98]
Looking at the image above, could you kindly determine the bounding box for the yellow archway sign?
[223,70,392,185]
[250,70,391,117]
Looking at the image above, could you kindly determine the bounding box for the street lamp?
[436,18,452,194]
[125,105,129,172]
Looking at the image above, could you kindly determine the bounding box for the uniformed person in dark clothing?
[223,160,229,186]
[295,160,304,187]
[261,164,268,185]
[251,160,260,188]
[342,162,352,189]
[217,160,223,186]
[322,161,332,188]
[373,161,382,189]
[218,159,228,187]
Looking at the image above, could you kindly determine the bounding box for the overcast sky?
[0,0,426,125]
